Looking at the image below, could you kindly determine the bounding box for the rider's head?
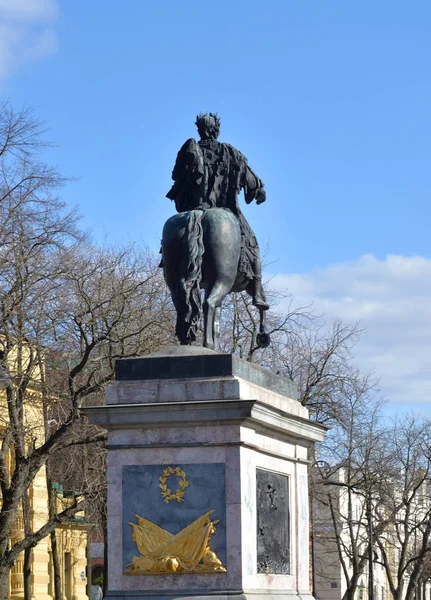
[195,112,221,141]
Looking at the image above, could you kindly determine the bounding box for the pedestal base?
[105,592,315,600]
[84,347,326,600]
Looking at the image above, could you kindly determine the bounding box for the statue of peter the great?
[166,112,269,312]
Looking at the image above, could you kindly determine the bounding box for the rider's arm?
[244,165,266,205]
[171,138,197,181]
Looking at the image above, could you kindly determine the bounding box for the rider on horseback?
[166,112,269,312]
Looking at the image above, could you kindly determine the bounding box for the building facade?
[8,481,88,600]
[0,349,89,600]
[312,469,431,600]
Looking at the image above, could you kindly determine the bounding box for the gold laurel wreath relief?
[159,466,189,504]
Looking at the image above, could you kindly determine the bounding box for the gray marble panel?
[256,469,290,575]
[122,463,226,570]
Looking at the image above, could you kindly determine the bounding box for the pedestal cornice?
[83,399,327,445]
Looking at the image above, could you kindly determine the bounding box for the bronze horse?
[161,112,270,351]
[161,208,269,351]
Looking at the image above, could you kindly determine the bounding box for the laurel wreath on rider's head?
[159,466,189,504]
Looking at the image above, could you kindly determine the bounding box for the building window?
[331,582,338,589]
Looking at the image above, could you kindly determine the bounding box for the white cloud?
[0,0,59,83]
[271,255,431,409]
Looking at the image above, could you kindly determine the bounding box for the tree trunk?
[405,564,424,600]
[22,491,32,600]
[0,561,11,600]
[342,572,361,600]
[367,497,374,600]
[46,477,62,600]
[0,501,18,559]
[23,548,32,600]
[50,528,62,600]
[44,388,62,600]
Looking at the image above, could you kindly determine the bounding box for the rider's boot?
[252,256,269,311]
[253,277,269,311]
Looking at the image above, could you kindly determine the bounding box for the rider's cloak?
[166,138,265,281]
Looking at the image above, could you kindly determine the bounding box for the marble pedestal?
[84,347,326,600]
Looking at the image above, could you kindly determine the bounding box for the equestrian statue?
[161,113,270,351]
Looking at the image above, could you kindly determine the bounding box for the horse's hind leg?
[214,306,222,346]
[203,282,227,350]
[203,299,212,349]
[201,208,241,350]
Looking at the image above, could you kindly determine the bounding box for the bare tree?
[219,286,313,362]
[219,277,376,426]
[374,415,431,600]
[312,387,390,600]
[0,103,174,599]
[274,317,377,423]
[313,404,431,600]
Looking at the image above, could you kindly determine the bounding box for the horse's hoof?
[256,332,270,349]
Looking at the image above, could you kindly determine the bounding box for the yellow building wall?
[5,462,90,600]
[31,466,52,600]
[52,525,88,600]
[0,346,89,600]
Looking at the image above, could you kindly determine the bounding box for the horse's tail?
[176,210,205,344]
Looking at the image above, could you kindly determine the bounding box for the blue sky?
[1,0,431,410]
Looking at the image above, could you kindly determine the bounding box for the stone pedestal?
[84,347,326,600]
